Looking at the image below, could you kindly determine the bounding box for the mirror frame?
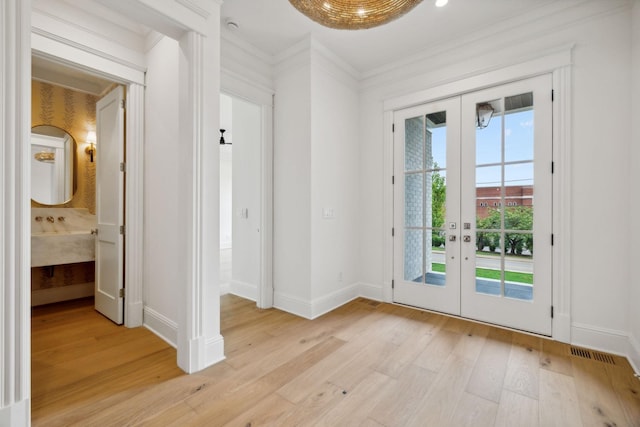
[31,124,78,205]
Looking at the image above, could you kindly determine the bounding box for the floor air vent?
[593,351,616,365]
[570,346,592,359]
[570,346,616,365]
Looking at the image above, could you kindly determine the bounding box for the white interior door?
[95,86,125,324]
[393,75,553,335]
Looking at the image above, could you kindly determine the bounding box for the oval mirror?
[31,125,77,205]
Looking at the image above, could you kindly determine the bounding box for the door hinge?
[551,90,555,101]
[119,288,125,298]
[551,161,555,174]
[121,99,126,109]
[120,162,126,172]
[392,279,395,289]
[551,234,554,245]
[392,123,395,133]
[120,225,125,235]
[392,228,395,237]
[551,306,554,318]
[392,175,395,185]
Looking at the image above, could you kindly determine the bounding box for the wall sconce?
[220,129,232,145]
[85,130,96,162]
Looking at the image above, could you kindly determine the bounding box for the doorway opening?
[219,93,263,304]
[30,56,126,322]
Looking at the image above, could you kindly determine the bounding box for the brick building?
[476,185,533,218]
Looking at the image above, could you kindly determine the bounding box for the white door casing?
[95,85,125,324]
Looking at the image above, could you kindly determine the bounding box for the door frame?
[30,45,146,328]
[383,48,573,342]
[220,74,275,309]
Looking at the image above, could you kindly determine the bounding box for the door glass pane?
[427,112,447,169]
[425,111,447,287]
[476,100,501,165]
[403,110,448,287]
[473,94,535,300]
[505,93,534,162]
[404,229,423,282]
[426,228,446,286]
[405,116,424,171]
[405,173,423,228]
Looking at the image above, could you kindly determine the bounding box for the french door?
[393,75,553,335]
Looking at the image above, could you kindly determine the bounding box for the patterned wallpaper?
[31,81,98,295]
[31,80,97,213]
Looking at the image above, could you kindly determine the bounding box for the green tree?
[431,166,446,229]
[477,206,533,255]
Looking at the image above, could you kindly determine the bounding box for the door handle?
[463,235,471,242]
[449,235,456,242]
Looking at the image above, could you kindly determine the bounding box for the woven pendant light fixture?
[289,0,423,30]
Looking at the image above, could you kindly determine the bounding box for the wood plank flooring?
[32,295,640,426]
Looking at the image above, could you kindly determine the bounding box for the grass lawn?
[431,263,533,284]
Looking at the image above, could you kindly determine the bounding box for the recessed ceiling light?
[435,0,448,7]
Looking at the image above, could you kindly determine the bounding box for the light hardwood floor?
[32,295,640,426]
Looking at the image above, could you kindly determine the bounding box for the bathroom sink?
[31,208,96,267]
[31,231,95,267]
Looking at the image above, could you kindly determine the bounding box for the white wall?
[273,39,360,318]
[629,0,640,372]
[274,51,313,307]
[310,51,360,304]
[359,1,634,355]
[143,36,181,344]
[230,96,261,298]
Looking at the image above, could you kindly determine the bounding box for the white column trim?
[382,110,394,303]
[258,102,274,309]
[177,23,224,373]
[125,83,145,327]
[552,64,573,343]
[1,0,31,424]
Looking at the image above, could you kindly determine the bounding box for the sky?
[428,108,534,188]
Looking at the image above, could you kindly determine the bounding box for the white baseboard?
[274,283,360,320]
[220,282,230,295]
[628,333,640,375]
[0,399,29,427]
[126,300,144,328]
[552,313,571,344]
[230,279,257,302]
[358,282,383,302]
[206,334,226,368]
[571,322,629,357]
[31,282,93,306]
[274,291,313,319]
[143,306,178,348]
[310,283,360,319]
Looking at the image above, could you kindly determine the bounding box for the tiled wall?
[403,117,434,282]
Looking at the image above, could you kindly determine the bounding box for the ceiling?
[220,0,563,74]
[32,0,578,92]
